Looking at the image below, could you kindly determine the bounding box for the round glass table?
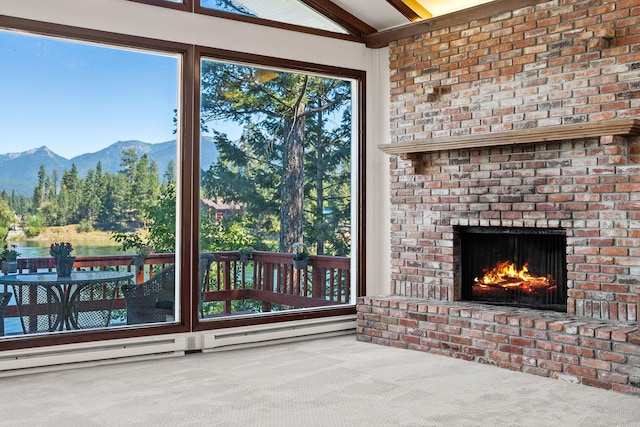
[0,271,133,334]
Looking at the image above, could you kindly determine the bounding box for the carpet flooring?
[2,334,639,426]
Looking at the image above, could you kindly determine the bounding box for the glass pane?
[0,30,180,336]
[199,59,354,320]
[200,0,349,34]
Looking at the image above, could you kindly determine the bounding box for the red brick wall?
[386,0,640,323]
[389,0,640,142]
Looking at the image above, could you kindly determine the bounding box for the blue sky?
[0,30,179,159]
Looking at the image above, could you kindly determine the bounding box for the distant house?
[200,198,243,220]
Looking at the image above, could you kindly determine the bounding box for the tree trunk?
[280,103,306,253]
[315,105,325,255]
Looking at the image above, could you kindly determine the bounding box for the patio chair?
[121,264,175,325]
[0,292,11,336]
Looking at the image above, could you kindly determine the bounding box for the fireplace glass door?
[459,227,567,312]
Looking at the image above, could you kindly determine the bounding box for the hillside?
[0,136,219,196]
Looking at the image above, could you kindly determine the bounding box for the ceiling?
[211,0,499,37]
[330,0,495,32]
[330,0,410,31]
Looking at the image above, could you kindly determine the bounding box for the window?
[198,56,357,320]
[0,29,181,337]
[199,0,350,34]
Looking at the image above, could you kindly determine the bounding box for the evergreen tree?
[164,159,176,184]
[32,164,46,211]
[80,168,102,223]
[59,164,81,224]
[119,148,139,222]
[99,172,127,224]
[50,169,59,201]
[26,149,164,229]
[200,62,351,253]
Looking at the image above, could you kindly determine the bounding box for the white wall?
[0,0,390,297]
[367,47,392,297]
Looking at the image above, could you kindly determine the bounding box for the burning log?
[473,261,555,295]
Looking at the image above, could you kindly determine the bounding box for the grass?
[8,224,125,245]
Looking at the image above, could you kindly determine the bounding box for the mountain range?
[0,137,218,196]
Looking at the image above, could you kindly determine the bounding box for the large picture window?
[0,29,181,337]
[197,57,356,320]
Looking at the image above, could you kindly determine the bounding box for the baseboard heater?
[0,335,186,376]
[0,316,356,374]
[201,314,356,352]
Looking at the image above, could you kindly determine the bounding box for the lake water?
[7,241,134,258]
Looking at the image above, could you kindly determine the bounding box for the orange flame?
[474,261,554,293]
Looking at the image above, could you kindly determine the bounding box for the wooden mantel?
[378,119,640,156]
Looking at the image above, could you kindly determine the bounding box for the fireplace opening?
[459,227,567,312]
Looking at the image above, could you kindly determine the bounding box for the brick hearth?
[357,296,640,395]
[361,0,640,395]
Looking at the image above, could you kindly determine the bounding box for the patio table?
[0,271,133,334]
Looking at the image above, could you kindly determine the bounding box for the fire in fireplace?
[473,260,557,301]
[459,227,567,312]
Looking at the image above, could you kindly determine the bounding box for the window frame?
[0,16,194,350]
[126,0,374,42]
[128,0,193,12]
[192,46,366,331]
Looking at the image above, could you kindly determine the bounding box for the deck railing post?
[264,262,274,293]
[222,257,232,314]
[311,262,324,299]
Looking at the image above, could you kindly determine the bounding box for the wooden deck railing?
[202,251,351,314]
[1,251,351,334]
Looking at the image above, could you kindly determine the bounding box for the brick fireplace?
[379,128,640,322]
[358,0,640,394]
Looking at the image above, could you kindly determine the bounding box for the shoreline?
[6,224,120,245]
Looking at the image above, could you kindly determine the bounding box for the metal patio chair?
[121,264,175,325]
[122,253,216,324]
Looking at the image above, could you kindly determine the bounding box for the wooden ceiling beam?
[299,0,377,38]
[386,0,430,22]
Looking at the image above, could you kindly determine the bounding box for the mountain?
[0,137,218,196]
[0,146,69,197]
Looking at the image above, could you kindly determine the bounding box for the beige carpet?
[2,334,638,426]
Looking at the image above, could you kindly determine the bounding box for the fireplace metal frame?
[457,226,568,312]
